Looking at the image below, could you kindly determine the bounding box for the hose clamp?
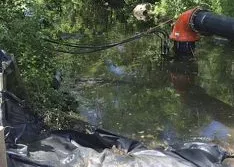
[189,7,208,32]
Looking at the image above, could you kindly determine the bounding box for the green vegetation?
[154,0,234,18]
[1,0,234,132]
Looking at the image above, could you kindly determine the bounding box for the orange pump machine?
[170,7,234,60]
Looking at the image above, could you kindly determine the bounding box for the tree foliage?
[153,0,234,18]
[1,0,234,130]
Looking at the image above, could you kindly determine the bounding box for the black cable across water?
[43,19,173,55]
[44,33,144,54]
[44,31,151,54]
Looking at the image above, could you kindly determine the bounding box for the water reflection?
[74,39,234,148]
[200,121,230,140]
[104,59,125,76]
[169,57,234,143]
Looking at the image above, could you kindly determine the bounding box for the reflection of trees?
[96,38,234,143]
[198,39,234,107]
[169,39,234,140]
[182,85,234,126]
[53,0,157,79]
[85,78,195,141]
[53,0,234,144]
[93,83,182,139]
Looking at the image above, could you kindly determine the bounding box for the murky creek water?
[66,35,234,148]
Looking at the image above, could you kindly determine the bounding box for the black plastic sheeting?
[0,50,232,167]
[6,130,228,167]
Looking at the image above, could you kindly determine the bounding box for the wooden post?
[0,126,7,167]
[1,61,7,126]
[0,72,4,126]
[0,72,3,91]
[0,66,7,166]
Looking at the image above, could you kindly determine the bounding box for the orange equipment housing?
[170,8,200,42]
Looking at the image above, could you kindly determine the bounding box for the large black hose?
[192,10,234,40]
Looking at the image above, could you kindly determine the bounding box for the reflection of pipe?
[169,57,234,125]
[170,7,234,42]
[169,60,198,93]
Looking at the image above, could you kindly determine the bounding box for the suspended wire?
[50,33,153,54]
[45,18,173,55]
[44,33,143,49]
[45,33,144,54]
[51,46,112,54]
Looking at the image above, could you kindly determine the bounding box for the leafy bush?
[153,0,234,19]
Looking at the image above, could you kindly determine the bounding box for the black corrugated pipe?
[191,9,234,40]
